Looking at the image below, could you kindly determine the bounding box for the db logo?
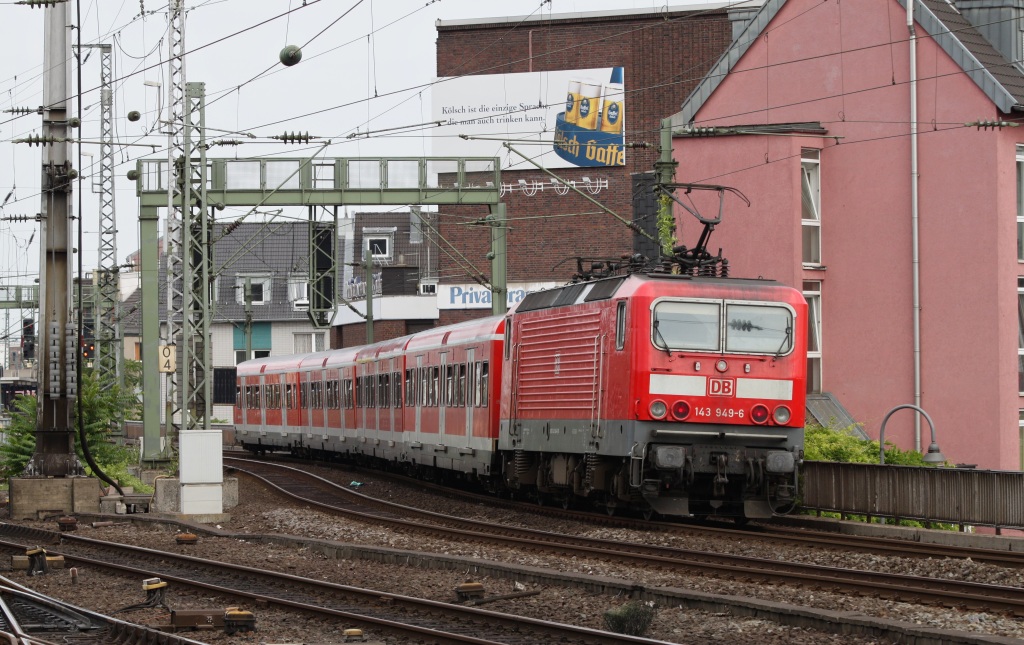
[708,378,734,397]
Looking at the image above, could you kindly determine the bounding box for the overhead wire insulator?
[4,107,40,115]
[1,214,41,223]
[15,134,60,146]
[270,131,315,144]
[15,0,67,6]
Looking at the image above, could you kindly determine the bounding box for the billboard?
[432,67,625,170]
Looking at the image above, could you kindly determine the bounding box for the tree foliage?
[0,362,147,490]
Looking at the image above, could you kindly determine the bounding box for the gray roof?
[137,221,341,325]
[670,0,1024,127]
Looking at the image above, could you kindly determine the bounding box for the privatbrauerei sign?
[432,67,625,170]
[437,282,560,310]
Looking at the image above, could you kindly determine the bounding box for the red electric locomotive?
[500,272,806,519]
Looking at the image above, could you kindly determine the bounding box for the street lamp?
[878,404,945,465]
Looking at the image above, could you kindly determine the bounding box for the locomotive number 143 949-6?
[692,406,745,419]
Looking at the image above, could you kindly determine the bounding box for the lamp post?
[879,404,945,465]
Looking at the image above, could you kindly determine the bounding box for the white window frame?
[235,274,272,305]
[363,227,396,262]
[1017,146,1024,262]
[1018,278,1024,395]
[803,280,822,394]
[293,332,325,354]
[801,149,821,267]
[288,274,309,302]
[236,348,270,365]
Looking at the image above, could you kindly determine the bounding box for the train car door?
[243,376,258,428]
[465,348,475,445]
[310,368,325,434]
[233,376,243,426]
[438,351,447,443]
[326,369,340,434]
[413,355,423,444]
[381,358,394,441]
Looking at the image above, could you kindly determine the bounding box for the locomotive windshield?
[652,300,794,355]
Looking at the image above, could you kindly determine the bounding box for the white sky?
[0,0,709,331]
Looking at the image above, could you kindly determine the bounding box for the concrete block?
[9,477,100,520]
[153,477,237,513]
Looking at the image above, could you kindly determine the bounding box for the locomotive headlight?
[773,405,792,425]
[715,359,728,372]
[750,404,769,424]
[649,400,668,419]
[671,400,691,420]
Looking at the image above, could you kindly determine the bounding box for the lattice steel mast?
[83,44,122,390]
[180,82,211,430]
[164,0,186,439]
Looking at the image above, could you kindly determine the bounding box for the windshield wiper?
[652,318,672,357]
[774,325,792,358]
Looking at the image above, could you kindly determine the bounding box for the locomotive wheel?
[642,507,656,521]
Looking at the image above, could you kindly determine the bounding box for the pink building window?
[803,280,822,393]
[801,149,821,266]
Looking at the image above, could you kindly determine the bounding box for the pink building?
[668,0,1024,470]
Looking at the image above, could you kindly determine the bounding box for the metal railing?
[801,460,1024,530]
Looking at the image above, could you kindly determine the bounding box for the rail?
[800,461,1024,531]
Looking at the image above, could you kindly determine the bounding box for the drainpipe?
[908,0,922,452]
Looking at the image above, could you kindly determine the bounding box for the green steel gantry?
[133,142,506,462]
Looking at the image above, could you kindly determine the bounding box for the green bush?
[804,422,931,466]
[603,601,656,636]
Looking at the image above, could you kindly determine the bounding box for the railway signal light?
[22,318,35,360]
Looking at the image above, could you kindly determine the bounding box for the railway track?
[224,455,1024,616]
[243,452,1024,569]
[0,523,676,645]
[0,575,206,645]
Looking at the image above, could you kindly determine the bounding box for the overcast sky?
[0,0,709,318]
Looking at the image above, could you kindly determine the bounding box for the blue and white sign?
[438,282,560,310]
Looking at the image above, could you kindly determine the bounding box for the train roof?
[405,315,504,351]
[355,334,414,362]
[510,273,794,314]
[237,353,311,375]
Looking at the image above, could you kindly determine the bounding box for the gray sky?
[0,0,706,292]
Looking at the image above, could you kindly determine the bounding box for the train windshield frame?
[651,298,795,356]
